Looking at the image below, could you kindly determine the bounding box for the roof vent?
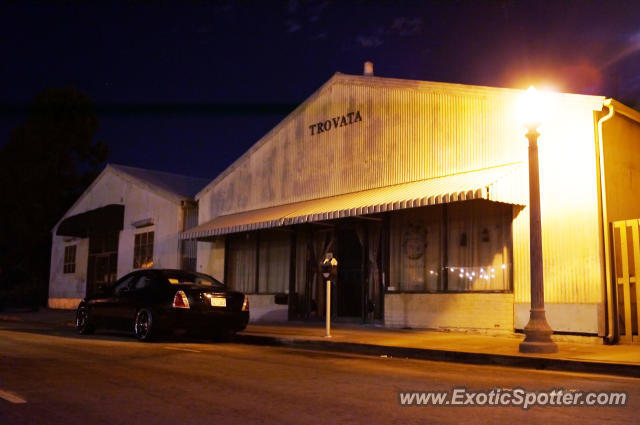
[363,61,374,76]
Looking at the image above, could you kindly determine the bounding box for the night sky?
[2,0,639,180]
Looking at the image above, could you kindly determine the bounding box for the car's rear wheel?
[134,308,155,342]
[76,305,94,335]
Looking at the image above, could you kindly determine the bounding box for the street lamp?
[518,86,558,353]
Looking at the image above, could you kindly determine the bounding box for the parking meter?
[321,253,338,338]
[321,254,338,280]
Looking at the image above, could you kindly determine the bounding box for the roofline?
[606,98,640,123]
[195,72,605,199]
[52,166,111,232]
[52,164,194,233]
[107,164,198,204]
[196,72,344,199]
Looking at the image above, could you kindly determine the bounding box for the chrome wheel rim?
[135,310,151,339]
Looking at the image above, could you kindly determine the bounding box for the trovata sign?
[309,110,362,136]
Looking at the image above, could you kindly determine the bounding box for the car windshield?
[163,271,225,288]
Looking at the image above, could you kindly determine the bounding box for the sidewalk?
[2,309,639,378]
[237,322,640,378]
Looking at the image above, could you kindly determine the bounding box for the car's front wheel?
[134,308,155,342]
[76,305,95,335]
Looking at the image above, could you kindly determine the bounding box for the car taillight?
[241,295,249,311]
[173,290,190,309]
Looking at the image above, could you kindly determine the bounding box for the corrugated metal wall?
[602,102,640,222]
[199,74,605,305]
[513,100,604,304]
[201,76,527,219]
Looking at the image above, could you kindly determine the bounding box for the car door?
[113,271,159,327]
[103,272,139,329]
[89,273,135,325]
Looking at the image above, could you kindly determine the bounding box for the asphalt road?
[0,321,638,425]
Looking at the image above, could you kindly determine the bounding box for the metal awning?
[56,204,125,237]
[181,164,526,240]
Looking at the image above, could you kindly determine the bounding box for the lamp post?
[519,86,558,353]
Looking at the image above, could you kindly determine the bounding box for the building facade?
[49,164,207,309]
[184,71,640,339]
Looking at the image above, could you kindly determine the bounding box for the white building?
[48,164,207,309]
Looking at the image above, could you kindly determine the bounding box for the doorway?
[86,232,119,297]
[336,227,364,319]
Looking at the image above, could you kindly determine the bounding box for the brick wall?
[385,293,514,331]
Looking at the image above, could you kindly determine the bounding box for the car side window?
[114,274,136,294]
[133,274,153,290]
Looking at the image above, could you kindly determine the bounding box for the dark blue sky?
[2,1,639,179]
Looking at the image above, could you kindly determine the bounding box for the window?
[133,232,154,269]
[390,200,512,292]
[226,232,257,293]
[226,231,291,294]
[446,201,512,292]
[63,245,76,274]
[258,230,290,294]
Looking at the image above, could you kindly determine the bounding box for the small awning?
[56,204,125,237]
[181,164,526,240]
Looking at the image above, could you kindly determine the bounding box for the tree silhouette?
[0,86,108,308]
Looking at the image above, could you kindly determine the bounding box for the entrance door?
[86,232,119,297]
[336,227,363,318]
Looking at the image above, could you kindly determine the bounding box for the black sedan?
[75,269,249,341]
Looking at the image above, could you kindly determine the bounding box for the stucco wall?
[49,170,183,308]
[48,236,89,305]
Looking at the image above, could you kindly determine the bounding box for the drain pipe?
[598,100,640,343]
[597,99,616,344]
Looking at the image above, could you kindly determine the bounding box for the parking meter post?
[325,279,331,338]
[320,253,337,339]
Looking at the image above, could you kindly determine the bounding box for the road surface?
[0,321,637,424]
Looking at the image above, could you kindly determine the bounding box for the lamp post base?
[519,309,558,353]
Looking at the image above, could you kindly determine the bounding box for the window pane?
[227,233,257,293]
[390,201,512,293]
[63,245,76,274]
[390,206,442,292]
[258,230,290,293]
[446,200,511,292]
[133,231,154,269]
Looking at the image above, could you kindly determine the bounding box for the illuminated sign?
[309,110,362,136]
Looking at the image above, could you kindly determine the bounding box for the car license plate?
[210,297,226,307]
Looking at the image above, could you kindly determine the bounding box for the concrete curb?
[0,314,76,328]
[4,314,638,378]
[235,333,640,379]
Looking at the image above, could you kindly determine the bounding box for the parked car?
[75,269,249,341]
